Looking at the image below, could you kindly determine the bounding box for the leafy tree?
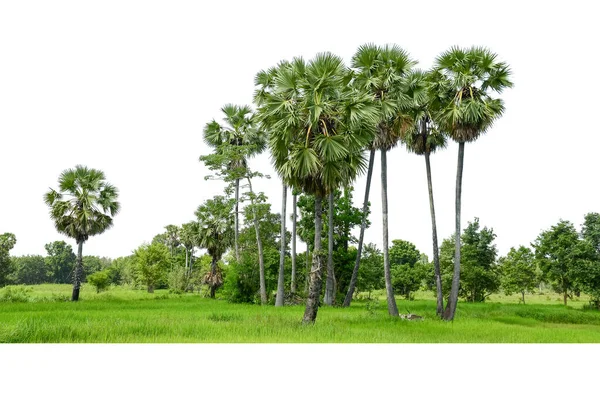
[87,270,111,293]
[202,104,267,263]
[255,53,376,323]
[582,212,600,252]
[400,69,447,315]
[82,255,112,280]
[133,242,171,293]
[533,220,594,305]
[44,241,76,284]
[44,165,120,301]
[9,255,48,285]
[0,233,17,287]
[110,256,136,286]
[440,218,500,302]
[580,213,600,307]
[355,243,384,298]
[498,246,537,303]
[432,47,512,320]
[350,43,415,316]
[195,196,234,298]
[389,239,427,300]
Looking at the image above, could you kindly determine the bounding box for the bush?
[168,265,191,294]
[0,286,33,302]
[87,270,111,293]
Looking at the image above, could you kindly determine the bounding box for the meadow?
[1,284,599,343]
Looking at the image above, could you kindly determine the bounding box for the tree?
[582,212,600,252]
[290,188,299,294]
[0,233,17,287]
[256,53,376,323]
[534,220,594,305]
[432,47,513,320]
[9,255,48,285]
[580,213,600,307]
[44,241,76,284]
[499,246,537,303]
[350,43,415,316]
[195,196,234,298]
[88,270,111,293]
[401,69,447,315]
[389,239,427,300]
[202,104,267,263]
[44,165,120,301]
[356,243,385,298]
[134,242,171,293]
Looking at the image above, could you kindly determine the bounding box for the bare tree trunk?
[444,141,465,321]
[425,150,444,316]
[247,178,267,305]
[343,148,375,307]
[563,291,568,306]
[147,284,154,293]
[234,178,240,262]
[305,247,310,295]
[324,191,335,305]
[71,241,83,301]
[522,290,525,304]
[209,255,217,299]
[276,184,287,306]
[303,195,324,324]
[381,149,399,317]
[291,193,297,294]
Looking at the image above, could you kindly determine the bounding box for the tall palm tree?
[401,69,447,316]
[195,196,234,298]
[432,46,512,321]
[44,165,120,301]
[349,43,415,316]
[255,53,376,323]
[202,105,267,262]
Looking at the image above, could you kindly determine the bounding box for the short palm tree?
[195,195,234,298]
[44,165,120,301]
[347,43,415,316]
[202,105,267,262]
[431,46,512,320]
[255,53,376,322]
[400,69,447,316]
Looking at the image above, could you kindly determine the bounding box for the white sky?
[1,0,599,260]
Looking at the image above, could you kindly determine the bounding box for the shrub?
[87,270,111,293]
[0,286,32,302]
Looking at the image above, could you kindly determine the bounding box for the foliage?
[389,239,428,300]
[9,255,49,285]
[133,242,172,292]
[0,285,32,303]
[440,218,500,302]
[87,270,111,293]
[498,246,538,302]
[82,255,112,281]
[579,213,600,306]
[355,243,384,297]
[0,233,17,287]
[44,241,76,284]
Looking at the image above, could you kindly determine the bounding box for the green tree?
[356,243,384,298]
[44,241,76,284]
[195,196,234,298]
[9,255,48,285]
[256,53,376,323]
[432,47,512,320]
[582,212,600,252]
[44,165,120,301]
[499,246,537,303]
[580,213,600,307]
[534,220,594,305]
[389,239,427,300]
[400,69,447,315]
[202,104,267,263]
[350,43,415,316]
[0,233,17,287]
[82,255,112,280]
[87,270,111,293]
[134,242,171,293]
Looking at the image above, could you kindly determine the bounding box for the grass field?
[1,284,599,343]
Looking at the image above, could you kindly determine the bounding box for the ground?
[1,284,599,343]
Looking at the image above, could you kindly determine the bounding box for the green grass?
[1,284,599,343]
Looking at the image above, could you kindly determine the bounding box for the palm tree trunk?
[234,178,240,262]
[303,195,324,323]
[247,177,267,305]
[381,149,399,317]
[71,241,83,301]
[444,141,465,321]
[275,184,287,306]
[343,148,375,307]
[291,193,297,294]
[210,255,217,299]
[425,150,444,316]
[324,191,335,305]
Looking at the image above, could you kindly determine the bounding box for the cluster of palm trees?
[202,44,512,323]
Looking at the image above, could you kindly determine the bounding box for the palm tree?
[255,54,376,323]
[44,165,120,301]
[401,69,447,316]
[195,196,234,298]
[202,105,266,262]
[432,46,512,320]
[290,188,299,294]
[348,43,415,316]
